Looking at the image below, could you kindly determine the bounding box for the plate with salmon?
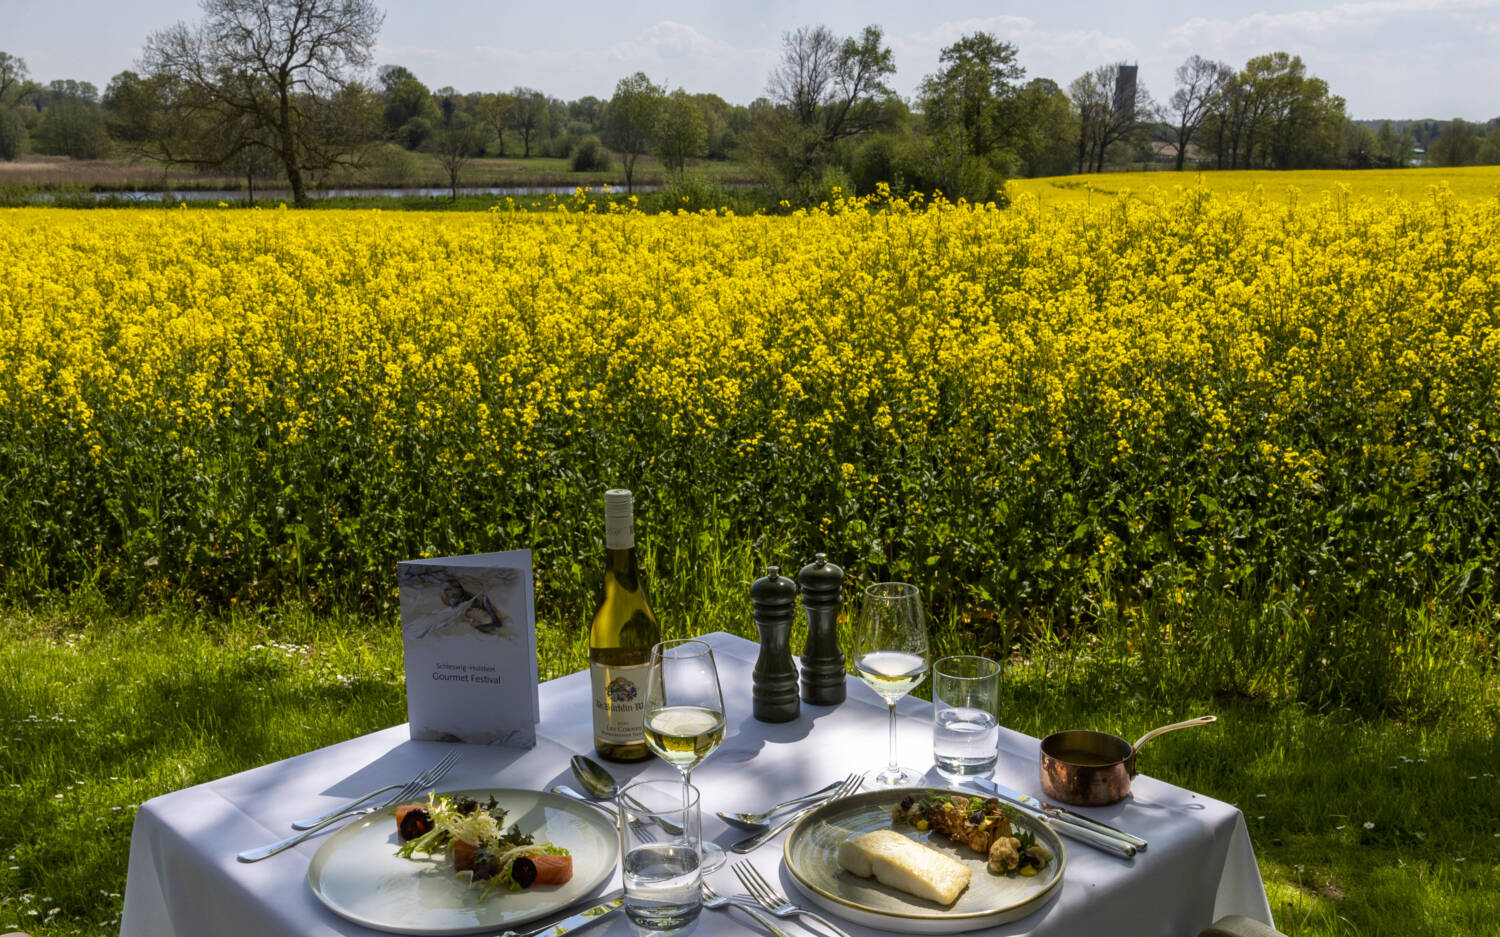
[307,788,618,935]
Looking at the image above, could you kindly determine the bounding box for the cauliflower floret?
[987,836,1022,873]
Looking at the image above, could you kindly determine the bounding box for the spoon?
[714,780,846,831]
[567,755,684,835]
[570,755,621,799]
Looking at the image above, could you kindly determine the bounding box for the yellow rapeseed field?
[2,183,1499,622]
[1010,165,1500,206]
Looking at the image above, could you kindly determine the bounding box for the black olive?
[452,795,479,815]
[511,856,538,889]
[900,795,914,811]
[1019,850,1039,868]
[397,807,433,842]
[470,846,499,880]
[969,810,984,825]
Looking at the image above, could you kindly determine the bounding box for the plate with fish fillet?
[782,788,1066,933]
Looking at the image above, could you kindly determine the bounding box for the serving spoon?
[714,780,845,831]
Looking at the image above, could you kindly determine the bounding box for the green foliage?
[35,96,107,159]
[0,106,24,160]
[569,135,611,172]
[656,88,707,175]
[603,72,663,191]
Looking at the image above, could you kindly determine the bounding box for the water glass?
[618,779,702,932]
[932,655,1001,780]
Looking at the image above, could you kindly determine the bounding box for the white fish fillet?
[836,829,972,905]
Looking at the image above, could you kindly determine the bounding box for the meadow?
[2,174,1498,934]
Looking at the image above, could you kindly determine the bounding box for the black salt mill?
[750,566,800,722]
[797,553,846,705]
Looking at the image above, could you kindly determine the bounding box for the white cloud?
[1166,0,1500,50]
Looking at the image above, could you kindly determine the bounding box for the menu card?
[397,550,538,747]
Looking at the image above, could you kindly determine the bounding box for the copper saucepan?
[1039,715,1218,806]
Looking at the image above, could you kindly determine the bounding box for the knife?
[495,889,624,937]
[964,780,1138,860]
[983,779,1149,852]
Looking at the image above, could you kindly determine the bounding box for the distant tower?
[1113,64,1138,119]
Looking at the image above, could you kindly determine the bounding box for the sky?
[3,0,1498,121]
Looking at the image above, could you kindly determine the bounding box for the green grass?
[1,594,1495,937]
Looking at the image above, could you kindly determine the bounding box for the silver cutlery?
[716,779,845,831]
[290,751,460,830]
[491,888,624,937]
[964,779,1136,859]
[729,772,864,853]
[237,754,459,862]
[700,882,794,937]
[549,784,681,838]
[733,860,854,937]
[984,779,1148,851]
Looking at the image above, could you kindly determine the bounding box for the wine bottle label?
[590,661,648,743]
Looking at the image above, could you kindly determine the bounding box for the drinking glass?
[618,779,702,932]
[855,582,930,787]
[932,655,1001,780]
[643,639,727,871]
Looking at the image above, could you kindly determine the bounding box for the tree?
[384,74,436,147]
[1070,63,1153,173]
[36,82,108,159]
[474,91,514,156]
[0,52,28,105]
[428,93,483,199]
[603,72,663,193]
[0,106,24,160]
[914,32,1028,200]
[1166,55,1231,171]
[1429,118,1481,167]
[510,87,548,157]
[1012,78,1078,178]
[917,33,1025,159]
[1,53,32,160]
[141,0,384,205]
[756,23,896,189]
[656,88,706,176]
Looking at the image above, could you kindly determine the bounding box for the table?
[121,631,1274,937]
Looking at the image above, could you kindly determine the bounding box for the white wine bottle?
[589,489,661,761]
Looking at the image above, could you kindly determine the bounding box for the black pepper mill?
[797,553,846,705]
[750,566,800,722]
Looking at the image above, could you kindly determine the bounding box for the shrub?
[570,136,611,172]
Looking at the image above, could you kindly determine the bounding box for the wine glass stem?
[886,701,899,774]
[681,767,695,851]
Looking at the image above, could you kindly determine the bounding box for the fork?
[237,753,459,862]
[729,772,864,853]
[700,882,794,937]
[291,750,461,830]
[734,860,854,937]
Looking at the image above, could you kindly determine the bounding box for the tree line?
[2,0,1498,206]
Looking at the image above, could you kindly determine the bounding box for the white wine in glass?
[856,582,930,787]
[643,639,727,872]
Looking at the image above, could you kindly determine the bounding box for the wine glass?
[855,582,930,787]
[643,639,727,872]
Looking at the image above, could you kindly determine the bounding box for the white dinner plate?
[306,788,619,935]
[783,787,1066,934]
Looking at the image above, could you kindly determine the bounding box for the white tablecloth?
[121,631,1273,937]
